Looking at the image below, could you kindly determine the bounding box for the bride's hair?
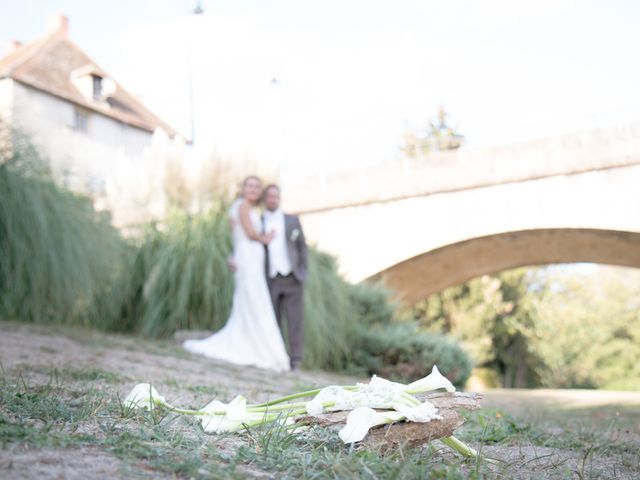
[242,175,261,187]
[237,175,262,199]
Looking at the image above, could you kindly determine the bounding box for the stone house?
[0,14,185,225]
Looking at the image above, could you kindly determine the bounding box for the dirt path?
[2,320,639,479]
[1,321,361,479]
[0,321,358,405]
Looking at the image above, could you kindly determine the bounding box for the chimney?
[5,39,22,55]
[46,14,69,35]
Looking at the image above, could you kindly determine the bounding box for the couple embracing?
[184,176,308,372]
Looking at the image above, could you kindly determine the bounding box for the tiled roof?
[0,28,179,137]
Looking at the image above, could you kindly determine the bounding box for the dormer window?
[92,75,102,101]
[71,65,115,103]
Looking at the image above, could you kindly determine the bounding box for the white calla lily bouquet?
[122,366,478,458]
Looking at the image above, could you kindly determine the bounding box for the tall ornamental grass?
[0,151,129,328]
[302,249,361,370]
[121,207,235,337]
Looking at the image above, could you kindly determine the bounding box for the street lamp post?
[187,1,204,145]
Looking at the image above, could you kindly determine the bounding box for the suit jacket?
[264,213,309,283]
[284,214,308,283]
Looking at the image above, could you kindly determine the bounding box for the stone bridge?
[283,124,640,304]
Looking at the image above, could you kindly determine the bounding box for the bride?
[183,176,291,372]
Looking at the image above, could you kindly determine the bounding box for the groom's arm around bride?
[263,184,308,371]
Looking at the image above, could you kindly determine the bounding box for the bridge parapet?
[285,124,640,214]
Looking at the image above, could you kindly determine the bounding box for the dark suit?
[264,213,308,369]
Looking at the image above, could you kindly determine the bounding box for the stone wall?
[297,162,640,284]
[284,123,640,214]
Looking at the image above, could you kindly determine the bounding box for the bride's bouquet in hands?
[122,366,480,458]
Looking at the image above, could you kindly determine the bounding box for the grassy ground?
[1,320,638,479]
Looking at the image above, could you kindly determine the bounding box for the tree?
[401,107,465,158]
[413,268,545,388]
[412,265,640,390]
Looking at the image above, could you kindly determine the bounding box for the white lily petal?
[368,375,405,393]
[406,365,456,393]
[226,395,247,419]
[356,376,405,408]
[122,383,166,410]
[200,395,268,434]
[201,413,241,433]
[199,399,228,415]
[338,407,403,443]
[307,378,409,416]
[306,386,348,415]
[200,410,267,433]
[392,401,441,422]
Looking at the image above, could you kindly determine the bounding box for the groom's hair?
[264,184,280,194]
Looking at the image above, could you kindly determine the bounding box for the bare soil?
[1,320,639,479]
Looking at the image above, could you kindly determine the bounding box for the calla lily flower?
[122,383,166,410]
[200,395,271,433]
[405,365,456,394]
[306,386,358,415]
[359,375,407,405]
[305,389,329,416]
[338,400,442,444]
[338,407,403,443]
[307,376,415,416]
[121,369,480,461]
[368,375,406,392]
[392,400,441,422]
[199,399,228,415]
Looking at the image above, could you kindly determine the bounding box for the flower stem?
[249,385,356,408]
[256,407,308,418]
[402,392,421,406]
[440,436,478,458]
[163,403,204,415]
[246,401,308,413]
[249,389,323,408]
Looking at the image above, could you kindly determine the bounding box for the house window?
[92,75,102,100]
[73,109,89,132]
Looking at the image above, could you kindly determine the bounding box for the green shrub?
[349,322,473,386]
[348,281,395,326]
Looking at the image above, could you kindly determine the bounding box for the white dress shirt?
[264,209,292,278]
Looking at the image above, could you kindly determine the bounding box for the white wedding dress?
[183,200,290,372]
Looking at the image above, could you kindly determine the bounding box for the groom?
[262,184,308,371]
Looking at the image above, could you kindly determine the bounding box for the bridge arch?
[288,124,640,292]
[369,228,640,305]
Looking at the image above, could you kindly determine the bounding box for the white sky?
[2,0,640,178]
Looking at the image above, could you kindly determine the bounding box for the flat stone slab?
[297,391,483,450]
